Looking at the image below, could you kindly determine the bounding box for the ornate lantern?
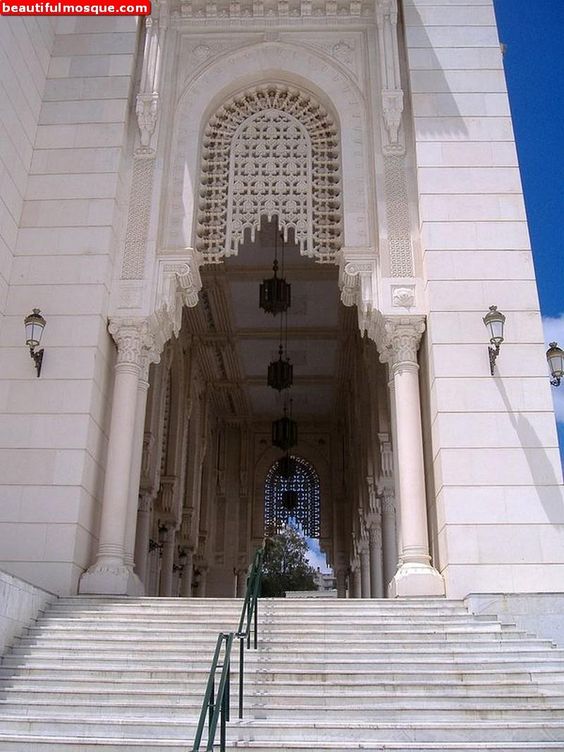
[259,260,291,316]
[546,342,564,387]
[272,414,298,451]
[482,305,506,375]
[24,308,46,377]
[268,345,293,391]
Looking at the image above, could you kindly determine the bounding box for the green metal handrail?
[236,547,264,718]
[191,548,264,751]
[192,632,234,752]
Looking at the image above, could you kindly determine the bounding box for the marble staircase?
[0,597,564,750]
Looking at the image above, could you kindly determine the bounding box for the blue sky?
[493,0,564,460]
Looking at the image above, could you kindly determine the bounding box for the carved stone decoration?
[151,252,203,355]
[381,89,403,151]
[121,157,155,281]
[392,286,415,308]
[338,254,378,332]
[375,0,404,155]
[197,85,342,264]
[177,0,366,18]
[136,93,159,151]
[157,475,177,518]
[377,432,394,478]
[384,156,414,278]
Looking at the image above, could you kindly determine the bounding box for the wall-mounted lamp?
[483,305,505,376]
[24,308,46,377]
[546,342,564,387]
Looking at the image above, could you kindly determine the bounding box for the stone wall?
[0,569,56,654]
[466,593,564,649]
[0,18,55,319]
[0,18,140,594]
[404,0,564,598]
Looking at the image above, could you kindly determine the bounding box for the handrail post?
[254,596,258,650]
[239,636,244,719]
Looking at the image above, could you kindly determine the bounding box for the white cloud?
[542,315,564,424]
[543,314,564,348]
[305,537,331,573]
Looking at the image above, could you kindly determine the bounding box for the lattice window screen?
[264,456,320,538]
[197,85,341,264]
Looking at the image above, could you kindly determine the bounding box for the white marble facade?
[0,0,561,599]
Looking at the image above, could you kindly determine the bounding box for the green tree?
[261,526,318,597]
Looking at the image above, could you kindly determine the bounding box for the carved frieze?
[175,0,367,20]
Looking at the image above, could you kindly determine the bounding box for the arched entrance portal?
[82,64,442,600]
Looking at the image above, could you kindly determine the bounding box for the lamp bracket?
[30,347,44,378]
[488,343,500,376]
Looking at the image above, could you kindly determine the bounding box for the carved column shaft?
[335,569,347,599]
[124,357,151,573]
[381,492,398,591]
[369,525,384,598]
[352,565,362,599]
[198,567,208,598]
[180,548,194,598]
[80,321,153,595]
[359,546,371,598]
[134,493,153,586]
[381,317,444,597]
[159,525,176,597]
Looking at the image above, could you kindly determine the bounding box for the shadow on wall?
[495,375,564,527]
[401,1,470,140]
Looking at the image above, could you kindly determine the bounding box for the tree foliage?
[261,526,318,598]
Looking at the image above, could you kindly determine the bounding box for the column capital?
[368,314,425,372]
[375,0,397,27]
[109,317,156,371]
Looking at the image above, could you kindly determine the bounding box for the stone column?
[198,565,208,597]
[387,377,403,564]
[80,320,151,595]
[180,548,194,598]
[134,493,153,586]
[159,525,176,597]
[359,545,371,598]
[384,317,444,597]
[368,524,384,598]
[351,562,362,599]
[335,569,347,598]
[123,356,151,588]
[381,490,398,593]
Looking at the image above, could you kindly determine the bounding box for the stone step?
[13,636,553,655]
[24,622,510,636]
[2,692,563,715]
[3,664,563,682]
[0,736,562,752]
[24,620,508,633]
[53,596,465,608]
[3,676,563,693]
[0,716,563,742]
[0,736,563,752]
[0,683,554,703]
